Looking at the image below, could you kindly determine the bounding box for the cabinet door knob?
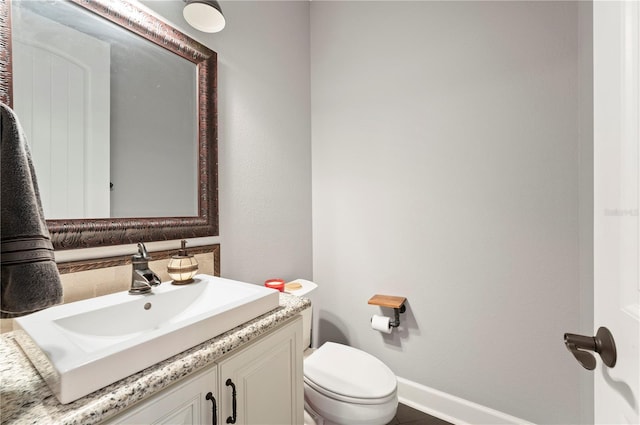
[205,392,217,425]
[564,326,617,370]
[225,379,237,424]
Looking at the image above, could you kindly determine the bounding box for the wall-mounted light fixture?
[183,0,226,33]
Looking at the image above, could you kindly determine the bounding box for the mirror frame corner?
[0,0,218,250]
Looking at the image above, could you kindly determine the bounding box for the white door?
[12,4,111,219]
[593,1,639,423]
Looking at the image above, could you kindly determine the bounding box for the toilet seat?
[305,377,397,405]
[304,342,397,403]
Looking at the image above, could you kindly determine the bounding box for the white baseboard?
[396,377,535,425]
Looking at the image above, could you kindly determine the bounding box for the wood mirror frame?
[0,0,218,250]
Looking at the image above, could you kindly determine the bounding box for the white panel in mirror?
[13,7,111,219]
[11,0,198,219]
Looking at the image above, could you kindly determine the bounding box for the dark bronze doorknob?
[564,326,617,370]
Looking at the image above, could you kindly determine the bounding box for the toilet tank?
[285,279,318,349]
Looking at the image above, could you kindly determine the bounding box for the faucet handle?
[135,243,151,260]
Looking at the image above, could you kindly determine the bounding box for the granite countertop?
[0,293,310,425]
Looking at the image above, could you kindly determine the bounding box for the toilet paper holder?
[368,294,406,328]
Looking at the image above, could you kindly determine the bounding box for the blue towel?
[1,102,63,318]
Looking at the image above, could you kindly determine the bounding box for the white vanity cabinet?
[104,316,303,425]
[105,367,217,425]
[217,316,304,425]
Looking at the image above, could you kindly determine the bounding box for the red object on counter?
[264,278,285,292]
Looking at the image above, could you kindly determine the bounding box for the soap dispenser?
[167,240,199,284]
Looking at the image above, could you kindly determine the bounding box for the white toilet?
[294,282,398,425]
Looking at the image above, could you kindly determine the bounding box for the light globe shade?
[183,0,226,33]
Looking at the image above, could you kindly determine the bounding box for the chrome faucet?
[129,243,161,294]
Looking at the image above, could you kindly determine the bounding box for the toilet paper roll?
[371,314,392,334]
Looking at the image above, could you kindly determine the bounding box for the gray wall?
[141,0,313,284]
[61,1,595,422]
[310,1,591,423]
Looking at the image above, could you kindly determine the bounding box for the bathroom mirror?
[0,0,218,249]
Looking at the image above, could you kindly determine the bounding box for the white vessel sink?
[13,274,280,404]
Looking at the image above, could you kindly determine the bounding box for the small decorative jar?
[264,278,285,292]
[168,240,199,284]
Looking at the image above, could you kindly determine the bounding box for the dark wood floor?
[386,403,453,425]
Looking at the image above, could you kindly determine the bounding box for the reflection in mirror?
[0,0,218,249]
[11,0,198,219]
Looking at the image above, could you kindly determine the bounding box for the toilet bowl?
[287,280,398,425]
[303,342,398,425]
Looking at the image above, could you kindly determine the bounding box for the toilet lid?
[304,342,397,401]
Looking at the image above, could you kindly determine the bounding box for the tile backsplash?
[0,245,219,333]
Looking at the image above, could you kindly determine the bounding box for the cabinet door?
[218,316,303,425]
[105,366,218,425]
